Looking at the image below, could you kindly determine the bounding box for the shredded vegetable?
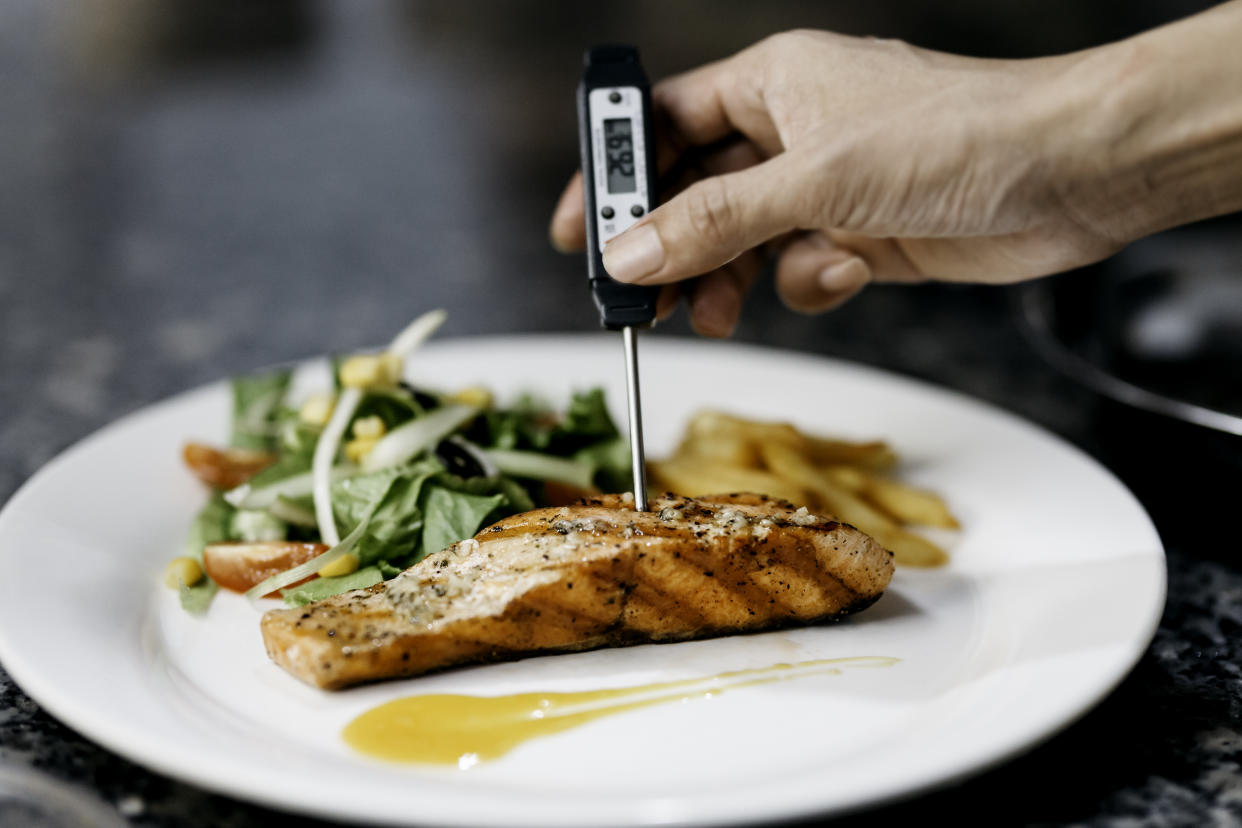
[244,504,374,601]
[481,448,596,490]
[388,308,448,358]
[224,465,355,511]
[361,404,479,473]
[312,387,361,546]
[174,309,631,612]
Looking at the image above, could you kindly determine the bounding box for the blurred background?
[0,0,1227,488]
[3,2,1240,826]
[7,0,1241,531]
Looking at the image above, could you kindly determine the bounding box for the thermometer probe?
[577,45,660,511]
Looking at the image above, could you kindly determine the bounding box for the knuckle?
[761,29,814,52]
[747,30,818,77]
[756,30,794,53]
[749,31,788,58]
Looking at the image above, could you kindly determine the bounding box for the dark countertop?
[2,2,1239,826]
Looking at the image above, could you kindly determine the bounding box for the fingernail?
[818,257,867,292]
[602,224,665,282]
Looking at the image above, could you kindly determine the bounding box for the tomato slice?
[202,541,327,595]
[183,443,276,489]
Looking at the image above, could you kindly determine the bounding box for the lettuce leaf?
[179,578,219,614]
[244,449,314,490]
[230,509,287,542]
[353,475,428,565]
[185,493,236,558]
[477,393,546,450]
[353,388,427,432]
[476,389,619,456]
[276,554,413,607]
[482,474,535,515]
[331,458,440,533]
[247,406,319,490]
[555,388,619,448]
[276,410,321,456]
[180,494,234,614]
[328,457,442,566]
[376,560,405,578]
[231,370,292,452]
[433,470,534,516]
[416,484,506,564]
[280,565,387,606]
[573,435,632,492]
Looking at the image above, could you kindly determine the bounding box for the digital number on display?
[604,118,636,194]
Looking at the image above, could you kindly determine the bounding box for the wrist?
[1044,3,1242,245]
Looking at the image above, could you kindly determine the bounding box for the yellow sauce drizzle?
[344,656,898,768]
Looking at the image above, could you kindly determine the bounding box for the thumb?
[601,153,806,285]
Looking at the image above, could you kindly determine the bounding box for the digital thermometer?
[577,45,659,510]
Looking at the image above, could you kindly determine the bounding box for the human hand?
[549,30,1133,336]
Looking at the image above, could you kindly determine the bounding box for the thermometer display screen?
[603,118,637,194]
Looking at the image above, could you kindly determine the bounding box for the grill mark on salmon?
[261,493,894,689]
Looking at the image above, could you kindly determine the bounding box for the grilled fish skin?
[260,493,894,689]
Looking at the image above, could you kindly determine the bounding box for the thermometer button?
[601,206,615,219]
[630,205,644,217]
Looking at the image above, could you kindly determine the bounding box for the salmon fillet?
[260,493,894,689]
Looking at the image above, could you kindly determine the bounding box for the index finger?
[652,47,783,158]
[548,44,781,255]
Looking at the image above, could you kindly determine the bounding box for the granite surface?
[2,1,1239,826]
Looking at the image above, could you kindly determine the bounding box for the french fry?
[859,472,960,529]
[757,442,896,538]
[648,456,808,506]
[754,441,821,489]
[821,464,868,493]
[870,526,951,568]
[813,486,898,543]
[687,410,807,451]
[693,410,897,468]
[805,437,898,470]
[652,410,959,568]
[675,429,759,468]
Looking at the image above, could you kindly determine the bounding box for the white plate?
[0,335,1165,827]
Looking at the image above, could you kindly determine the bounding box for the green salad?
[171,311,629,613]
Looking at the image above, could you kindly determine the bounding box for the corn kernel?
[380,352,403,382]
[449,386,493,408]
[351,415,387,439]
[344,436,379,463]
[164,556,204,589]
[318,552,359,578]
[339,352,403,389]
[299,393,336,427]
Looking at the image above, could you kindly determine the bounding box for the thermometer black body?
[577,45,660,329]
[577,45,658,510]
